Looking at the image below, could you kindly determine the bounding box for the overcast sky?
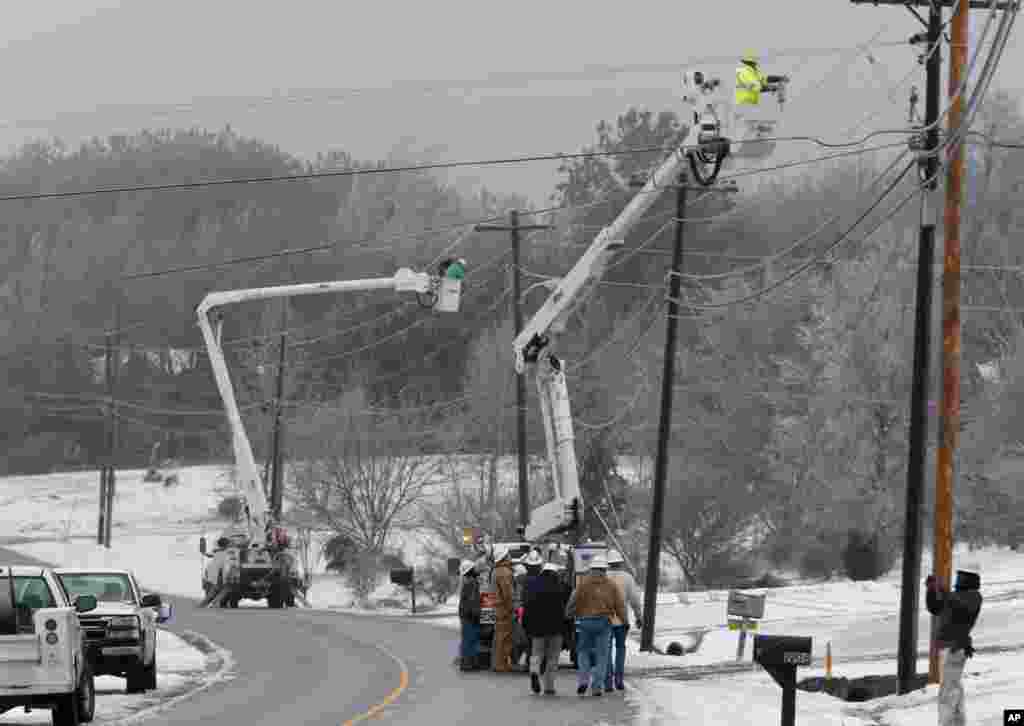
[0,1,1019,202]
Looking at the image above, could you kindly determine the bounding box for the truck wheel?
[52,690,80,726]
[267,582,283,609]
[126,655,156,693]
[77,666,95,723]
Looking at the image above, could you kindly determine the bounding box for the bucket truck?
[196,263,464,609]
[462,65,791,667]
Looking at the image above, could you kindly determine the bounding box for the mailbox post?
[727,590,766,661]
[753,635,812,726]
[390,567,416,614]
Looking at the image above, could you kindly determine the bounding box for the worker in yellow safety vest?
[735,52,768,106]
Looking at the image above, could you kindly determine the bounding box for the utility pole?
[897,5,944,696]
[101,302,121,549]
[98,330,112,546]
[269,305,288,521]
[640,171,688,653]
[475,210,553,533]
[932,0,969,686]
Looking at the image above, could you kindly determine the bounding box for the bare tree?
[287,385,438,555]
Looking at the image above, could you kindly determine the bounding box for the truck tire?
[126,654,156,693]
[267,582,283,609]
[78,665,96,723]
[52,693,78,726]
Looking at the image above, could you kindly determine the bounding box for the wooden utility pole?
[475,210,553,533]
[100,303,121,549]
[850,0,944,696]
[931,0,969,685]
[269,304,288,521]
[98,330,112,546]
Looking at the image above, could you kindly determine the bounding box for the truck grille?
[78,615,109,641]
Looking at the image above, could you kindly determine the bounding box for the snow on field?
[0,466,229,541]
[0,630,209,725]
[4,464,1024,725]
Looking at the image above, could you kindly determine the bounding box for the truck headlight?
[45,632,59,645]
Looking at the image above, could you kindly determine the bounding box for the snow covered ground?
[0,630,215,725]
[3,464,1024,725]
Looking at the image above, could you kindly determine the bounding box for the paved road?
[0,546,640,725]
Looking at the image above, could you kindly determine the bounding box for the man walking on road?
[523,562,569,696]
[458,560,482,671]
[604,550,643,692]
[925,570,982,726]
[491,546,516,673]
[565,554,626,697]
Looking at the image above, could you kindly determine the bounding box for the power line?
[666,160,922,311]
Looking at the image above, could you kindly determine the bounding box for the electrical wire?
[665,159,921,311]
[675,148,913,283]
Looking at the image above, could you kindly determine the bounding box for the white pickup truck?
[53,569,171,694]
[0,565,97,726]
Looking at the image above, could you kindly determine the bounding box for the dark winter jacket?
[523,571,570,638]
[926,587,982,655]
[459,574,481,623]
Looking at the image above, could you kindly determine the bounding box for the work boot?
[544,689,557,696]
[592,688,603,697]
[615,674,625,691]
[530,673,541,694]
[577,683,588,696]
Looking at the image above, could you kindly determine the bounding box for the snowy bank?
[0,630,212,725]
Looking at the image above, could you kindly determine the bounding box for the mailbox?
[390,568,413,587]
[753,635,812,667]
[753,635,813,726]
[727,590,766,619]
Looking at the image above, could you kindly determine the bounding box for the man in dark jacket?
[458,560,482,671]
[925,570,982,726]
[523,562,569,695]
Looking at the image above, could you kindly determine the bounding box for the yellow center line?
[342,646,410,726]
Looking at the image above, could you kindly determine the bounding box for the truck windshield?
[58,573,135,604]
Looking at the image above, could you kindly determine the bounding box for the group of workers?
[458,545,644,697]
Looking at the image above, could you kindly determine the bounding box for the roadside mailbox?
[389,567,417,614]
[753,635,813,726]
[727,590,766,660]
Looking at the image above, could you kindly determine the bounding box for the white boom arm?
[519,67,789,541]
[196,269,445,542]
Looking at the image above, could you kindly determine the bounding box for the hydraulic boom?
[516,65,789,542]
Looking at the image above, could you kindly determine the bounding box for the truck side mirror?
[447,558,461,578]
[156,603,172,624]
[199,537,207,555]
[74,594,98,613]
[140,594,161,608]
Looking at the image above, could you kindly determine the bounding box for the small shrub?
[751,572,789,589]
[217,495,243,520]
[415,561,458,605]
[800,543,839,579]
[322,534,358,573]
[700,551,757,590]
[842,530,892,581]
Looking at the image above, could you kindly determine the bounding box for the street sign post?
[727,591,767,661]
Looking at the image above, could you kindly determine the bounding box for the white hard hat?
[589,555,608,571]
[524,550,543,566]
[542,562,559,573]
[514,564,527,576]
[459,560,476,576]
[493,544,510,561]
[607,550,624,565]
